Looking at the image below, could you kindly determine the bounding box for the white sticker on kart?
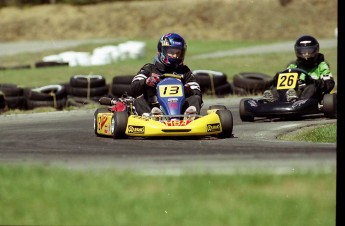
[292,99,307,108]
[248,99,258,107]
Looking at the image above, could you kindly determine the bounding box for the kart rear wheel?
[216,109,233,138]
[94,107,109,136]
[239,98,254,122]
[208,105,227,110]
[111,111,128,139]
[323,93,337,119]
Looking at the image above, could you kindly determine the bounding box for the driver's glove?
[184,83,191,94]
[146,73,161,87]
[313,79,325,89]
[304,74,314,85]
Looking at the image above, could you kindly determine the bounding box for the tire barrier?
[0,70,274,113]
[24,84,67,110]
[66,75,109,100]
[0,92,6,112]
[0,83,26,111]
[233,72,272,94]
[192,70,233,96]
[35,61,69,68]
[110,75,134,97]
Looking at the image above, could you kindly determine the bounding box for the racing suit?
[267,53,335,101]
[131,57,203,115]
[286,53,335,100]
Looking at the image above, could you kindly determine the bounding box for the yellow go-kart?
[94,74,233,139]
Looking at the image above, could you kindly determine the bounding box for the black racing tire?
[66,85,109,98]
[230,83,248,96]
[94,107,110,136]
[239,98,254,122]
[112,75,135,85]
[323,93,337,119]
[194,70,228,93]
[196,75,227,88]
[214,82,232,96]
[208,105,227,110]
[0,84,24,96]
[24,85,66,101]
[0,93,6,110]
[110,83,132,96]
[70,75,106,88]
[4,96,26,110]
[26,98,66,110]
[0,83,18,89]
[111,111,128,139]
[233,72,272,94]
[216,109,233,139]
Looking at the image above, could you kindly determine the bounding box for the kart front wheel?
[208,105,227,110]
[323,93,337,119]
[111,111,128,139]
[216,109,233,138]
[239,98,254,122]
[94,107,109,136]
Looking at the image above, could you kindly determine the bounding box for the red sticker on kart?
[100,114,108,129]
[168,98,178,109]
[164,120,191,126]
[276,72,298,90]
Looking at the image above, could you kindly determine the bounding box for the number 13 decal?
[276,72,298,90]
[159,85,183,97]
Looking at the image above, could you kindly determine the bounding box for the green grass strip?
[0,165,336,226]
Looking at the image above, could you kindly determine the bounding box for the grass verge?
[0,165,336,226]
[279,123,337,143]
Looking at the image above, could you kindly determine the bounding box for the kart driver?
[263,35,335,102]
[131,33,203,116]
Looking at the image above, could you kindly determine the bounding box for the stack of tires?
[24,84,67,110]
[232,72,272,95]
[0,84,26,112]
[110,75,134,98]
[193,70,247,96]
[66,75,109,107]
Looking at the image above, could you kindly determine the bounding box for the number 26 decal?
[276,72,298,90]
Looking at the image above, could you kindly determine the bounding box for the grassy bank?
[0,0,337,42]
[0,165,336,225]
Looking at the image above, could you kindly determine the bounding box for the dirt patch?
[0,0,337,42]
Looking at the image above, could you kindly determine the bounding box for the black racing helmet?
[294,35,319,67]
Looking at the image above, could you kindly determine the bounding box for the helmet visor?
[162,46,185,60]
[296,45,318,60]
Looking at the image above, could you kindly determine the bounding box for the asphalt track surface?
[0,39,337,174]
[0,98,336,174]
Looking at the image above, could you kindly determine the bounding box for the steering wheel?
[278,68,312,85]
[161,73,183,80]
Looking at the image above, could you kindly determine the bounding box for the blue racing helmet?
[157,33,187,68]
